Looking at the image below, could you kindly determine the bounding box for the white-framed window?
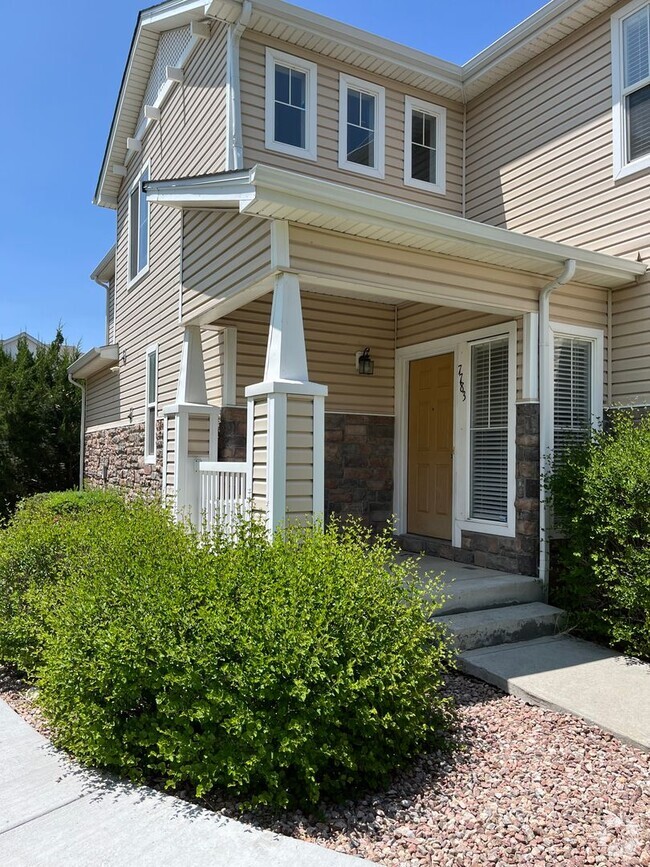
[265,48,317,161]
[551,323,603,457]
[403,96,446,195]
[338,73,385,179]
[145,344,158,463]
[612,0,650,178]
[128,164,150,285]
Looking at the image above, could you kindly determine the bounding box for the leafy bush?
[0,493,455,807]
[0,489,127,673]
[547,410,650,659]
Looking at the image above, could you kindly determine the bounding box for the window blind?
[553,337,592,455]
[624,6,650,88]
[470,339,509,523]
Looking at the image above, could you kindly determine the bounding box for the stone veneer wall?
[218,407,247,461]
[84,421,164,493]
[400,403,540,576]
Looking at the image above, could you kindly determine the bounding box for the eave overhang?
[90,246,116,285]
[144,165,647,291]
[68,345,119,380]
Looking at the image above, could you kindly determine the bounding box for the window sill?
[264,138,317,162]
[404,175,447,196]
[127,264,150,292]
[338,158,385,180]
[456,519,516,540]
[144,454,156,465]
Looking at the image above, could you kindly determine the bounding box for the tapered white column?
[246,272,327,531]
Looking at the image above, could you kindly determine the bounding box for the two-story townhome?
[71,0,650,585]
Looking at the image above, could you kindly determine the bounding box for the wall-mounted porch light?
[356,347,374,375]
[110,350,127,373]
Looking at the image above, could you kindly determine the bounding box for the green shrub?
[15,502,454,808]
[0,489,127,673]
[548,410,650,659]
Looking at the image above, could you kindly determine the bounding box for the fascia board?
[249,166,646,284]
[68,345,119,379]
[90,246,117,283]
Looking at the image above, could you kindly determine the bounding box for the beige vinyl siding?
[611,279,650,405]
[181,211,272,322]
[286,397,314,521]
[466,6,650,261]
[240,32,464,215]
[85,369,121,428]
[220,291,396,414]
[251,398,268,516]
[188,414,211,457]
[86,22,229,431]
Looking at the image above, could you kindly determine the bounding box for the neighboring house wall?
[240,32,465,215]
[465,2,650,263]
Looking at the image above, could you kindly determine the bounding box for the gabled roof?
[95,0,621,209]
[144,164,646,290]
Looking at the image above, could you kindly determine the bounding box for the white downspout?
[538,258,577,593]
[68,374,86,490]
[224,1,252,171]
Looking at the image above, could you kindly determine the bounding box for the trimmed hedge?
[548,410,650,660]
[0,492,455,807]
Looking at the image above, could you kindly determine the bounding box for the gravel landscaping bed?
[2,669,648,866]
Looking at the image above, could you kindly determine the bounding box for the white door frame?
[394,320,517,546]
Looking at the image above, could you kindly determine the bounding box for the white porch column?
[164,325,219,524]
[245,272,327,531]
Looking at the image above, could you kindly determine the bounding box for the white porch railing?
[196,460,248,534]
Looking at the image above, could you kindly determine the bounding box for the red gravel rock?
[2,670,648,866]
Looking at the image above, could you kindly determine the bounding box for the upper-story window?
[612,0,650,178]
[404,96,447,195]
[338,73,385,179]
[128,165,150,285]
[265,48,317,161]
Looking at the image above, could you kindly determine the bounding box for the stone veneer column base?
[84,421,164,494]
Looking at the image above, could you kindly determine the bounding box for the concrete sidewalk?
[0,701,364,866]
[460,634,650,751]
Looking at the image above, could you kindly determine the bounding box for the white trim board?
[394,320,518,546]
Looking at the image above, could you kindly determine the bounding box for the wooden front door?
[407,353,454,539]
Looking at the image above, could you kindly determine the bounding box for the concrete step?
[436,573,544,616]
[435,602,565,651]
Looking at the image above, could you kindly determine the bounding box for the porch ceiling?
[145,165,647,292]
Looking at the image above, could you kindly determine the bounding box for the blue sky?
[0,0,544,351]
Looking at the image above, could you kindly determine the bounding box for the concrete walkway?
[0,701,363,866]
[460,634,650,751]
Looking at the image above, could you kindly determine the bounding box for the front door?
[407,353,454,539]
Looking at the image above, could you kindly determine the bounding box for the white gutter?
[538,257,576,593]
[68,373,86,490]
[220,0,252,171]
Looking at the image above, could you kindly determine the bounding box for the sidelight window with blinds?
[612,0,650,176]
[553,336,593,456]
[469,338,510,524]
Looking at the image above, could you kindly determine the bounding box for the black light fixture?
[356,347,374,375]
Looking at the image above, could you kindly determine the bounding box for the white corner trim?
[403,95,447,196]
[267,391,288,530]
[270,219,290,268]
[522,311,539,401]
[312,395,325,521]
[394,321,517,543]
[338,72,385,180]
[264,47,318,162]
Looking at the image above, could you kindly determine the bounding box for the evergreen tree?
[0,331,81,517]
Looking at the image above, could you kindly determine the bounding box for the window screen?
[274,63,306,149]
[622,5,650,161]
[553,337,592,455]
[411,109,437,184]
[346,88,376,167]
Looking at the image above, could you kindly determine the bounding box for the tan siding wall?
[221,291,396,414]
[286,397,314,520]
[252,398,268,516]
[181,210,272,321]
[240,32,464,215]
[86,369,121,429]
[203,328,225,406]
[611,279,650,405]
[87,22,229,430]
[466,5,650,261]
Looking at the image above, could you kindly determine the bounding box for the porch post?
[245,271,327,531]
[164,325,219,524]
